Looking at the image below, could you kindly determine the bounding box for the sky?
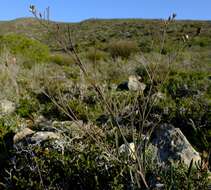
[0,0,211,22]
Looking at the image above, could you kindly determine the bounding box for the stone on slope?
[128,75,146,92]
[31,131,60,143]
[152,124,201,166]
[117,75,146,92]
[13,128,35,143]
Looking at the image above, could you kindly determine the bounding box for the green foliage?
[107,40,139,59]
[135,65,148,81]
[0,116,17,180]
[157,163,208,190]
[192,36,211,47]
[174,96,210,150]
[1,138,130,189]
[0,131,208,190]
[163,70,209,99]
[49,54,75,65]
[139,39,153,53]
[85,48,108,62]
[16,98,39,118]
[152,96,177,122]
[0,34,49,64]
[0,18,210,189]
[67,98,103,122]
[40,101,69,121]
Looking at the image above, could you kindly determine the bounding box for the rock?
[31,132,60,143]
[119,142,136,160]
[155,183,165,189]
[128,75,146,92]
[0,99,16,115]
[152,124,201,166]
[117,75,146,92]
[13,128,35,143]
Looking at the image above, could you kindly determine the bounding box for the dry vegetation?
[0,10,210,189]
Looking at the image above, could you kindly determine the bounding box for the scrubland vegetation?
[0,10,210,189]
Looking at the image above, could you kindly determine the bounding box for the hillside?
[0,17,210,71]
[0,17,210,189]
[0,17,211,49]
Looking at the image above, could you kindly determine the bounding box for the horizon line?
[0,16,211,23]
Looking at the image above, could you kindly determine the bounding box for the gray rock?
[0,99,16,115]
[155,183,165,189]
[128,75,146,92]
[31,131,60,143]
[117,75,146,92]
[152,124,201,166]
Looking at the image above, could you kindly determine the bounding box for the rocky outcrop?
[13,119,85,146]
[152,124,201,166]
[119,124,201,168]
[30,131,60,143]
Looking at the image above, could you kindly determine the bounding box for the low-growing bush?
[16,97,39,118]
[107,40,139,59]
[85,48,108,62]
[49,54,75,65]
[0,34,49,64]
[163,70,209,99]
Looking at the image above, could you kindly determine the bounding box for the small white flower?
[185,34,189,40]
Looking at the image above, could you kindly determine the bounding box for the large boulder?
[152,124,201,166]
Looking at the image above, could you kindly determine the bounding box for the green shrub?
[0,116,17,178]
[192,36,211,47]
[157,163,208,190]
[152,96,176,122]
[67,98,103,122]
[174,96,210,150]
[40,101,69,121]
[139,39,153,53]
[135,65,148,81]
[16,98,39,118]
[0,34,49,63]
[1,131,208,190]
[49,54,75,65]
[85,48,108,62]
[107,40,139,59]
[163,71,208,99]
